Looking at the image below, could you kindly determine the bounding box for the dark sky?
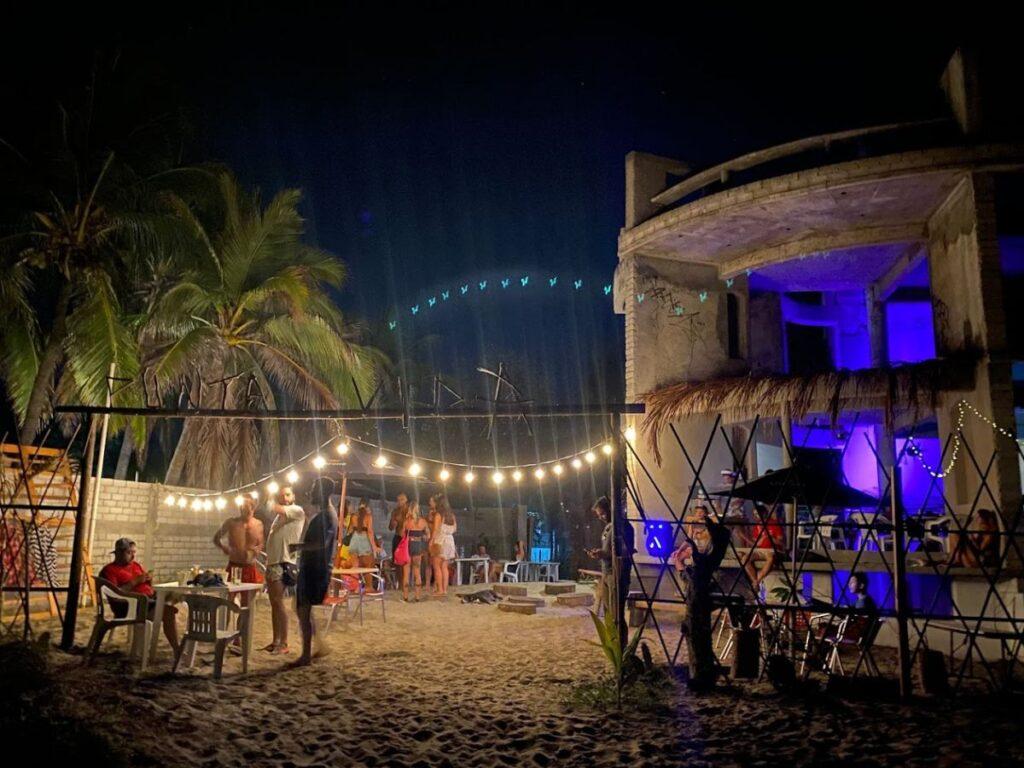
[5,5,982,406]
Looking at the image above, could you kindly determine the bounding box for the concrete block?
[492,583,527,597]
[543,583,576,595]
[555,593,594,608]
[498,602,537,615]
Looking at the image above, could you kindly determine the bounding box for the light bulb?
[512,469,523,482]
[492,470,504,485]
[602,443,613,455]
[286,469,300,484]
[552,464,564,476]
[464,471,476,484]
[336,442,350,455]
[374,455,388,469]
[439,468,451,482]
[585,451,596,464]
[190,499,202,511]
[625,425,637,443]
[177,497,187,508]
[234,495,246,507]
[534,467,546,480]
[572,458,583,470]
[409,462,422,477]
[215,497,227,510]
[202,499,213,511]
[312,455,327,470]
[267,480,280,495]
[164,494,176,507]
[249,490,259,499]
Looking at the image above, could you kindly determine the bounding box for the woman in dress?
[403,502,429,601]
[430,493,457,596]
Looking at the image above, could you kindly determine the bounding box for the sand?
[26,583,1024,767]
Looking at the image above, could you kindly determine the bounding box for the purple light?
[886,302,936,364]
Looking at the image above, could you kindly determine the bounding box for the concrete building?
[616,50,1024,644]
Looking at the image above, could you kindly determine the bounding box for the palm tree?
[147,171,382,488]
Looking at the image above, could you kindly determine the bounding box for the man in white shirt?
[264,486,305,655]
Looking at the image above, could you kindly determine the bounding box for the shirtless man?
[212,497,265,603]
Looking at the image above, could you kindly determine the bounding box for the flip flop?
[261,643,277,652]
[271,645,291,655]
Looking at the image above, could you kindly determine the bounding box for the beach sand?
[26,582,1024,767]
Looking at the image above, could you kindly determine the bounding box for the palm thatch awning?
[640,354,978,463]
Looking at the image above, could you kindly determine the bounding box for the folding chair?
[356,571,386,625]
[820,615,882,676]
[319,577,351,633]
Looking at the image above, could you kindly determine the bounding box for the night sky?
[5,6,980,407]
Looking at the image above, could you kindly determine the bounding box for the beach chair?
[172,594,249,679]
[820,614,882,676]
[319,577,351,633]
[356,571,386,625]
[817,515,848,550]
[84,577,153,672]
[499,560,522,583]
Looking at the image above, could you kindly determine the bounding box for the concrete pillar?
[625,152,689,229]
[927,173,1021,522]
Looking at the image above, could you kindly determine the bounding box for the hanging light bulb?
[512,469,523,482]
[464,470,476,485]
[336,441,350,455]
[234,495,246,507]
[177,496,188,509]
[267,480,280,495]
[374,454,388,469]
[164,494,176,507]
[439,467,451,482]
[625,425,637,443]
[286,469,300,484]
[602,443,614,455]
[215,497,227,510]
[585,451,596,464]
[534,467,546,480]
[312,455,327,470]
[190,499,202,511]
[409,462,422,477]
[202,499,213,511]
[552,463,564,476]
[571,458,583,470]
[250,490,259,500]
[492,470,505,485]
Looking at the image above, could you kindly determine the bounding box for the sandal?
[271,644,291,655]
[262,643,278,652]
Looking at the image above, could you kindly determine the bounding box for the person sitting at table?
[948,508,1000,568]
[212,496,265,598]
[99,537,180,656]
[290,479,338,667]
[473,543,489,582]
[489,539,526,582]
[265,486,305,655]
[403,502,429,602]
[742,503,783,591]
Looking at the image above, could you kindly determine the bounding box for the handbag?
[393,534,411,566]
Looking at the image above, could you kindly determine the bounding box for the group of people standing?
[386,491,458,601]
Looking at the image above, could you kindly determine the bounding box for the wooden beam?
[869,242,927,303]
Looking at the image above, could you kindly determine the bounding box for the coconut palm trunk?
[18,278,71,444]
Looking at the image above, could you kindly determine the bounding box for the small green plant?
[588,609,643,681]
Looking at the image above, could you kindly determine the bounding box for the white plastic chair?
[922,515,952,553]
[817,515,848,550]
[173,594,249,679]
[85,577,153,672]
[356,571,386,625]
[847,512,893,553]
[499,560,522,583]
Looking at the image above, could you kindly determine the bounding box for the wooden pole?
[61,415,96,650]
[891,464,913,698]
[85,363,115,595]
[610,412,627,652]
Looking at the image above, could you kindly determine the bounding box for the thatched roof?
[640,354,978,464]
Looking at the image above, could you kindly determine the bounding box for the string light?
[336,441,350,456]
[464,471,476,485]
[215,497,227,510]
[904,399,1018,479]
[202,499,213,511]
[571,458,583,470]
[625,425,637,443]
[234,495,246,507]
[534,467,546,480]
[250,490,259,500]
[374,455,388,469]
[267,480,280,495]
[285,469,300,484]
[585,451,596,464]
[552,464,564,476]
[512,469,523,482]
[312,455,327,470]
[177,497,187,509]
[439,467,451,482]
[191,499,202,511]
[602,443,614,455]
[408,462,422,477]
[492,470,505,486]
[164,494,176,507]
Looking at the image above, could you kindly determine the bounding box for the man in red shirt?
[98,538,179,655]
[743,503,783,590]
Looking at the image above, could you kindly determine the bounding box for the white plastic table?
[452,556,491,586]
[148,581,261,664]
[520,561,560,582]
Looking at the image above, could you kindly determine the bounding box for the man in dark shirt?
[680,514,731,691]
[587,496,636,645]
[290,480,338,667]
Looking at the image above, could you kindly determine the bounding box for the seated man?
[473,543,489,582]
[743,503,783,591]
[98,538,179,655]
